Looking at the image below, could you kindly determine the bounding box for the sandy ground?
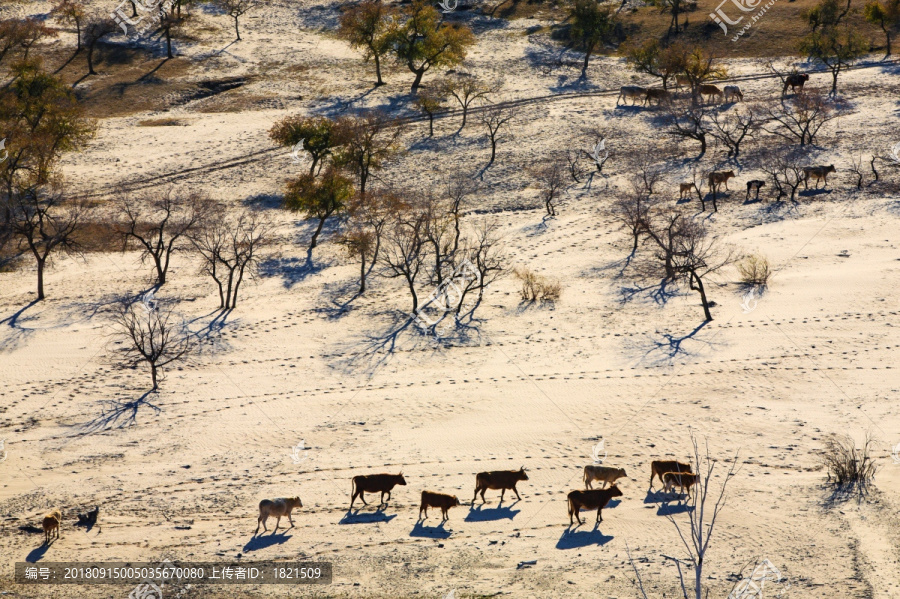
[2,0,900,597]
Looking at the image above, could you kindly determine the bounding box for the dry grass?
[737,253,771,286]
[821,433,878,502]
[514,266,562,302]
[138,118,188,127]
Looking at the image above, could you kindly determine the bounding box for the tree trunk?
[234,16,241,41]
[87,44,96,74]
[310,215,327,250]
[36,256,46,300]
[359,254,366,293]
[407,276,418,312]
[887,30,892,58]
[373,52,384,85]
[166,26,173,58]
[428,113,434,136]
[151,362,158,391]
[580,43,593,78]
[830,67,839,95]
[76,22,82,51]
[410,67,425,94]
[154,255,166,285]
[488,137,497,165]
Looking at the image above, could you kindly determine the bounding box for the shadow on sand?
[556,523,613,549]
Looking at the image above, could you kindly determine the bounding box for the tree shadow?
[258,253,332,289]
[798,187,833,198]
[556,523,613,549]
[242,532,292,551]
[242,193,283,211]
[74,390,162,435]
[633,320,714,366]
[410,520,452,539]
[464,500,521,522]
[339,509,397,525]
[618,278,682,307]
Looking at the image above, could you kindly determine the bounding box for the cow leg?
[513,486,521,501]
[288,513,295,528]
[597,508,603,524]
[273,516,280,534]
[585,478,592,490]
[480,488,487,503]
[442,508,448,521]
[472,487,479,504]
[499,488,505,503]
[420,505,427,519]
[601,480,608,489]
[359,491,368,506]
[255,516,264,535]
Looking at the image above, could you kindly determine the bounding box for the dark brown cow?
[419,491,461,521]
[663,471,700,498]
[746,179,765,200]
[567,484,623,525]
[782,73,809,95]
[649,460,692,489]
[473,467,528,503]
[645,88,672,106]
[350,473,407,509]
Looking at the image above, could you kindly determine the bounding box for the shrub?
[737,253,771,286]
[514,267,561,302]
[821,433,877,501]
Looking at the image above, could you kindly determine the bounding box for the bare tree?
[666,101,712,159]
[755,146,807,202]
[454,220,506,316]
[119,188,211,286]
[480,105,515,168]
[380,206,427,312]
[216,0,255,41]
[442,74,499,132]
[51,0,87,51]
[113,299,193,392]
[8,186,83,301]
[340,188,405,294]
[414,87,448,137]
[83,17,116,75]
[709,105,765,160]
[665,434,740,599]
[529,158,567,217]
[190,209,270,310]
[611,181,655,253]
[764,91,841,146]
[670,218,735,321]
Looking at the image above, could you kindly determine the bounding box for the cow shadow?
[657,499,694,516]
[409,520,452,539]
[464,501,521,522]
[339,509,397,525]
[242,532,292,551]
[556,523,613,549]
[25,544,50,562]
[643,489,671,504]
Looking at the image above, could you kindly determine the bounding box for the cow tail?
[567,496,573,517]
[351,477,355,498]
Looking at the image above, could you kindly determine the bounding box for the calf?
[255,496,302,535]
[699,84,724,104]
[617,86,647,106]
[649,460,692,489]
[663,472,700,498]
[746,179,765,200]
[419,491,461,521]
[76,506,101,533]
[350,473,407,509]
[724,85,743,102]
[567,484,623,525]
[782,73,809,95]
[802,165,836,189]
[583,465,627,489]
[679,182,694,199]
[708,170,736,192]
[473,467,528,503]
[645,88,672,106]
[42,510,61,545]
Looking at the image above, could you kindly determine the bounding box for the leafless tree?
[480,105,515,168]
[340,188,405,294]
[442,74,499,132]
[421,192,458,286]
[215,0,255,41]
[669,218,735,321]
[119,188,211,286]
[755,146,807,202]
[709,105,765,159]
[665,434,740,599]
[529,158,567,217]
[380,206,427,312]
[666,101,712,159]
[581,128,612,185]
[453,220,507,316]
[764,91,842,146]
[687,167,713,212]
[611,181,655,253]
[83,17,116,75]
[113,299,194,392]
[445,172,478,255]
[8,186,83,301]
[190,209,271,310]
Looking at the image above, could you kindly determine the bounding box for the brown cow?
[649,460,692,489]
[42,510,61,545]
[350,473,407,509]
[699,84,724,104]
[419,491,461,521]
[617,86,647,106]
[782,73,809,95]
[746,179,765,200]
[663,472,700,498]
[583,465,627,489]
[645,88,672,106]
[679,182,694,199]
[473,467,528,503]
[255,497,302,534]
[567,484,623,525]
[708,170,735,192]
[802,165,836,189]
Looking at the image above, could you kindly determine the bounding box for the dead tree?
[216,0,255,41]
[480,105,515,168]
[709,105,765,159]
[764,91,841,146]
[665,434,740,599]
[670,218,734,321]
[113,299,193,392]
[119,188,211,286]
[190,209,270,310]
[611,181,655,253]
[666,101,711,159]
[341,188,405,294]
[380,206,427,312]
[755,146,807,202]
[529,158,567,217]
[8,186,82,301]
[454,220,507,316]
[442,74,499,132]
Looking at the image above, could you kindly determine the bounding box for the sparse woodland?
[1,0,900,596]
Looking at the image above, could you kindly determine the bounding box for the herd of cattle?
[615,71,840,205]
[249,460,697,535]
